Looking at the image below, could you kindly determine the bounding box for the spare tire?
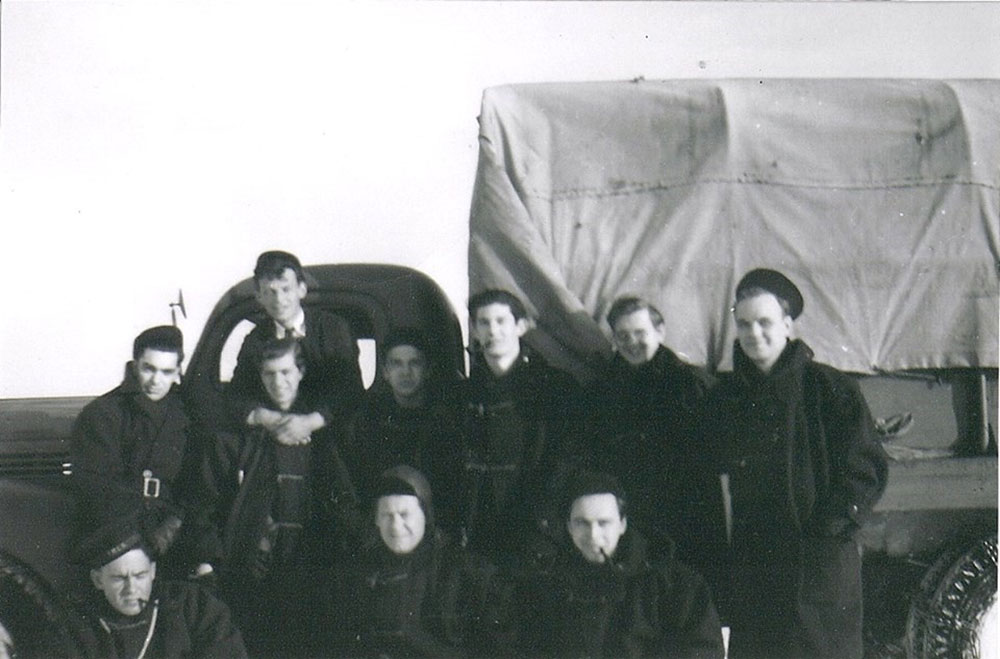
[906,535,998,658]
[0,551,85,658]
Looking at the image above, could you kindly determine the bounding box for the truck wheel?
[906,535,998,658]
[0,551,85,658]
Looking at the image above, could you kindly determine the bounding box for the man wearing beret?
[701,269,888,658]
[71,326,199,574]
[224,250,363,445]
[502,470,725,658]
[76,515,247,658]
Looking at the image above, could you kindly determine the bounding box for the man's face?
[260,351,303,411]
[375,494,426,555]
[90,548,156,617]
[567,493,627,564]
[734,292,792,373]
[133,349,181,402]
[471,303,526,362]
[382,345,429,404]
[611,308,666,366]
[255,268,307,327]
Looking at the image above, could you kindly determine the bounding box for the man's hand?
[272,412,325,446]
[247,407,284,430]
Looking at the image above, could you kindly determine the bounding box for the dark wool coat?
[78,581,247,659]
[71,366,194,530]
[702,339,888,659]
[225,309,363,430]
[506,529,725,659]
[190,395,356,656]
[321,530,497,658]
[459,348,580,557]
[584,346,716,561]
[342,389,465,532]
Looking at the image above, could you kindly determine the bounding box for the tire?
[906,535,998,658]
[0,551,85,658]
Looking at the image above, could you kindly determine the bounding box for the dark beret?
[133,325,183,358]
[562,470,627,518]
[74,514,150,570]
[736,268,804,320]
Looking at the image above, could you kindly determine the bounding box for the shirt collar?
[274,308,307,338]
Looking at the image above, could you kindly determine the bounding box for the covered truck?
[468,79,998,656]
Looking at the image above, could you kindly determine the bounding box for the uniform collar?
[733,338,813,385]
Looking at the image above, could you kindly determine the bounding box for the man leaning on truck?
[70,325,198,576]
[225,250,364,446]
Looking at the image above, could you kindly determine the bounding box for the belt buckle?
[142,469,161,498]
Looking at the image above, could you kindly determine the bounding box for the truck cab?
[0,263,465,657]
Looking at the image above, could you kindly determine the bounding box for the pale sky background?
[2,1,999,398]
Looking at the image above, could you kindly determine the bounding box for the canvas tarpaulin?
[468,79,1000,379]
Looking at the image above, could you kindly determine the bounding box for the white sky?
[2,1,999,397]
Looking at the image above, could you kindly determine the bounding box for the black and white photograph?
[1,2,998,657]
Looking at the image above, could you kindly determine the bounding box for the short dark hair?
[132,326,184,363]
[254,250,305,285]
[468,289,528,321]
[381,327,430,361]
[259,337,305,372]
[606,296,665,330]
[562,470,628,521]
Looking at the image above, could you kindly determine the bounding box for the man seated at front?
[71,325,198,575]
[460,289,579,558]
[226,250,363,444]
[341,328,464,531]
[506,470,725,658]
[319,465,495,658]
[75,514,247,658]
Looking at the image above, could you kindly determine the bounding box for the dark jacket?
[322,530,496,658]
[191,394,357,657]
[71,366,195,531]
[321,463,497,659]
[584,346,715,559]
[342,388,465,532]
[459,347,580,556]
[505,529,725,659]
[192,396,355,578]
[702,339,888,659]
[226,309,363,429]
[78,581,247,659]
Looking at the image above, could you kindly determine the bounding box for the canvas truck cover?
[469,79,1000,379]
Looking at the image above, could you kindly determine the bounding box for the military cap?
[736,268,804,320]
[74,514,152,570]
[132,325,183,360]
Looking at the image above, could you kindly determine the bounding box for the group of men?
[68,249,888,658]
